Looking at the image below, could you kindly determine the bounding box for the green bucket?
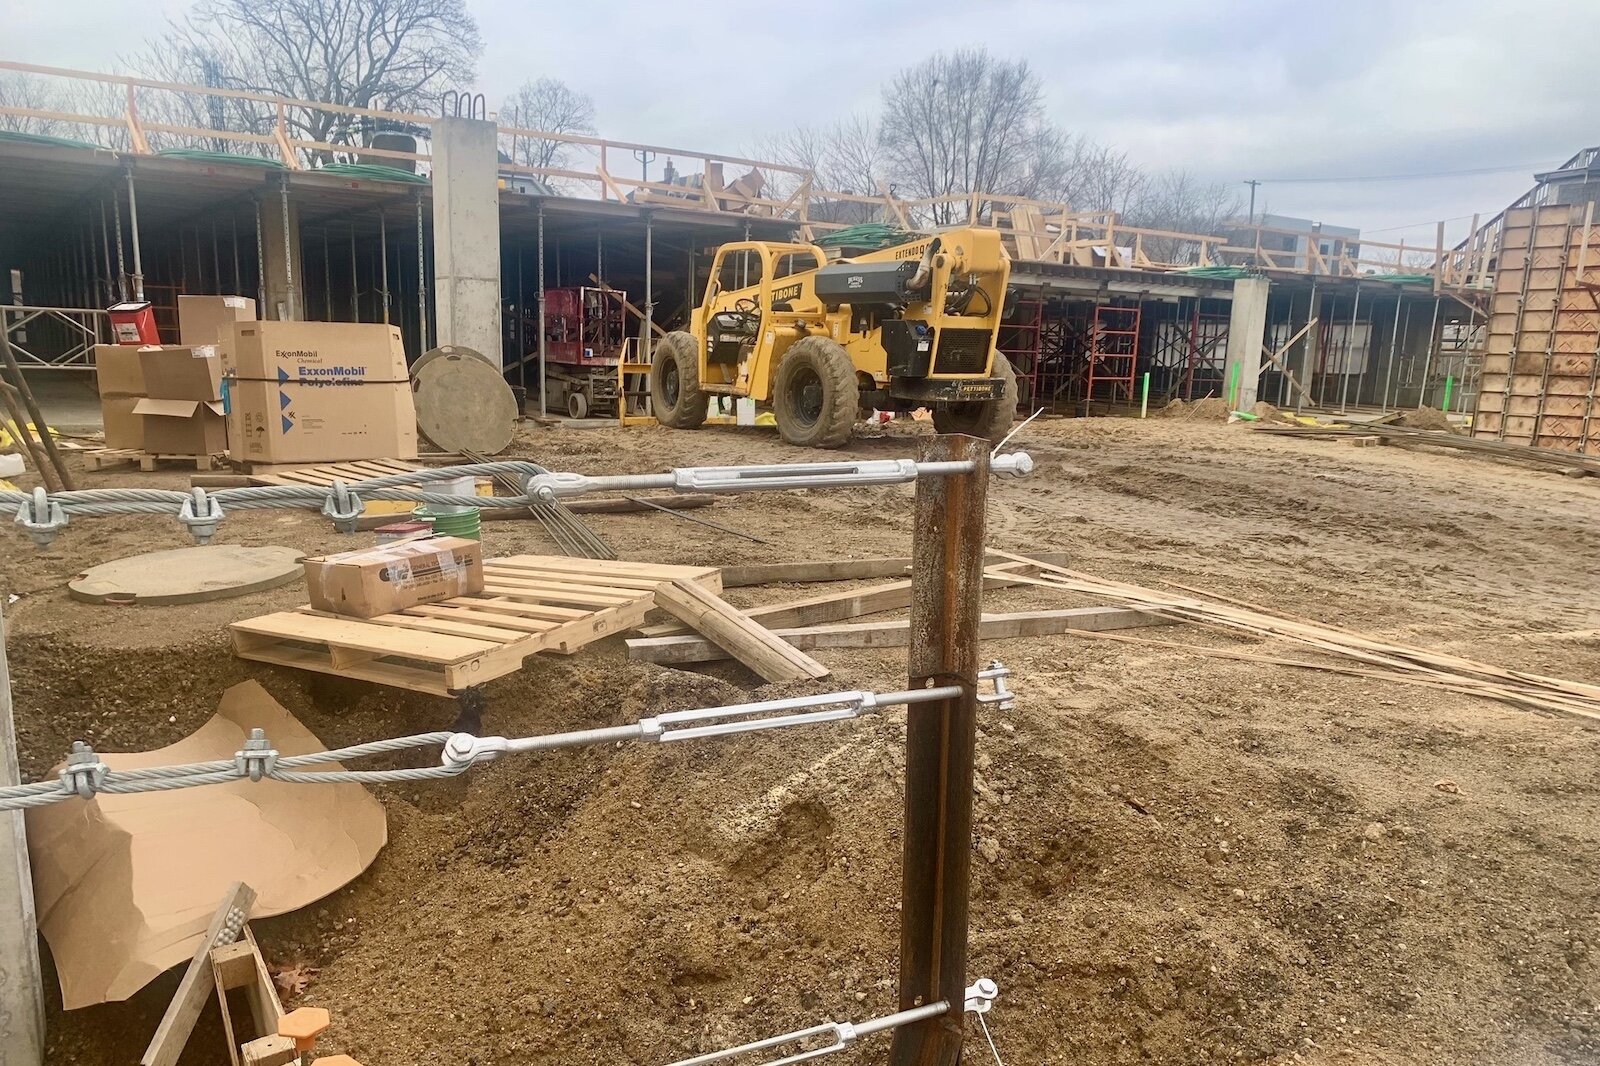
[412,505,482,540]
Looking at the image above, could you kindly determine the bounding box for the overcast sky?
[14,0,1592,244]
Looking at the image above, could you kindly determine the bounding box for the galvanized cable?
[0,670,1013,813]
[10,454,1033,548]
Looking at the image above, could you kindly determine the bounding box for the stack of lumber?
[984,550,1600,726]
[1254,423,1600,477]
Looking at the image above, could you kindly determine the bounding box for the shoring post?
[889,433,989,1066]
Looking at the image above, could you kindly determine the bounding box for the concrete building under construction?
[1,61,1595,449]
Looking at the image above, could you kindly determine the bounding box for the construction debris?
[1255,422,1600,477]
[27,683,387,1009]
[985,550,1600,725]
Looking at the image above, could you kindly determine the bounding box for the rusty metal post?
[890,433,990,1066]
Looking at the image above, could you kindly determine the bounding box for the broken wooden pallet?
[230,556,720,695]
[85,447,227,472]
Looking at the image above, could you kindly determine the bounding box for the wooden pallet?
[238,458,426,516]
[229,556,721,695]
[85,448,227,472]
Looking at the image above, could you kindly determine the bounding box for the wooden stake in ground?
[0,329,74,490]
[891,434,988,1066]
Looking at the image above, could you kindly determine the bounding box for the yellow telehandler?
[649,227,1018,447]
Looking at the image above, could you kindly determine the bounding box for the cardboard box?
[138,345,224,402]
[100,396,146,450]
[94,344,146,398]
[227,378,418,463]
[178,294,256,346]
[303,536,484,618]
[132,398,227,456]
[225,321,408,382]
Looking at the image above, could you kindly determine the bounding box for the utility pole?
[1245,179,1261,224]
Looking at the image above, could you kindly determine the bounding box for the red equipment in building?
[541,286,629,418]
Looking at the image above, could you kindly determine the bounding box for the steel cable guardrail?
[0,666,1013,812]
[6,454,1034,547]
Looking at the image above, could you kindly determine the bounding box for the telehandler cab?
[649,227,1018,447]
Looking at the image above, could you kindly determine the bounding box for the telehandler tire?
[933,350,1019,442]
[650,331,708,429]
[773,336,858,448]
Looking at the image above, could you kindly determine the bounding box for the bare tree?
[878,49,1067,225]
[0,75,67,137]
[133,0,482,157]
[499,78,597,172]
[759,114,885,224]
[1125,170,1243,263]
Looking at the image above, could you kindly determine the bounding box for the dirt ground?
[5,415,1598,1066]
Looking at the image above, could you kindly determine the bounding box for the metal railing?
[0,59,1497,290]
[1,305,108,369]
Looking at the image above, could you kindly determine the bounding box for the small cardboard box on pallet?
[177,294,256,346]
[302,536,484,618]
[223,322,418,464]
[130,345,227,456]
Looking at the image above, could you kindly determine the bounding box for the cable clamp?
[179,488,224,543]
[976,661,1015,710]
[15,487,68,549]
[59,741,108,800]
[964,977,999,1015]
[320,479,365,532]
[234,728,279,781]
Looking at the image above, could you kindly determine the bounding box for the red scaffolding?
[1085,304,1141,405]
[998,292,1044,408]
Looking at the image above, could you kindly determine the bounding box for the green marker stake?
[1228,363,1242,408]
[1140,372,1151,418]
[1442,375,1454,413]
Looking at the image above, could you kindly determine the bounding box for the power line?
[1364,213,1478,236]
[1253,161,1557,185]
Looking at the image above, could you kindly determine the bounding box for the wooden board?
[85,447,226,472]
[211,926,283,1066]
[229,556,719,694]
[142,882,255,1066]
[719,550,1071,588]
[653,577,830,682]
[625,607,1172,665]
[637,558,1058,638]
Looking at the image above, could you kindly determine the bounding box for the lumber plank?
[626,606,1170,665]
[142,882,256,1066]
[636,559,1049,638]
[718,550,1070,588]
[234,612,497,663]
[652,578,831,680]
[403,604,558,632]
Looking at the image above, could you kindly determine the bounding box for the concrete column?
[1223,277,1271,409]
[0,607,45,1065]
[260,194,304,321]
[431,117,503,366]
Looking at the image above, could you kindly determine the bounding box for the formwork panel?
[1473,203,1600,453]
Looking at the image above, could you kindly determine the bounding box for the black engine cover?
[813,260,920,309]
